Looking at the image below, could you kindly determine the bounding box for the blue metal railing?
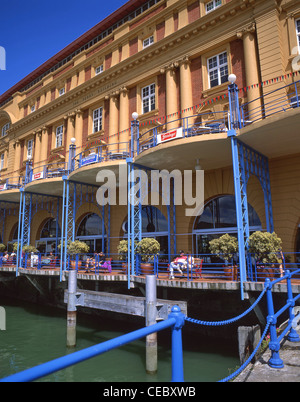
[240,80,300,127]
[3,251,300,285]
[0,176,24,191]
[25,162,68,184]
[1,269,299,382]
[72,141,130,171]
[138,112,228,155]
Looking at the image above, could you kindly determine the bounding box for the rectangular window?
[296,19,300,51]
[59,87,65,96]
[31,105,36,113]
[207,51,228,88]
[95,65,104,75]
[27,139,33,159]
[142,83,156,114]
[1,123,10,137]
[206,0,222,13]
[0,154,4,171]
[143,36,154,49]
[56,125,63,148]
[93,107,103,133]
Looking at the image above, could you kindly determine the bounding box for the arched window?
[40,218,61,238]
[76,213,106,253]
[122,206,169,255]
[36,218,61,254]
[193,195,262,255]
[194,195,261,230]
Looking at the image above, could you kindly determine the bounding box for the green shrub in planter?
[0,244,6,253]
[136,238,160,262]
[209,234,238,262]
[22,245,38,254]
[248,231,282,264]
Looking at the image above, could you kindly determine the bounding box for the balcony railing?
[138,111,229,154]
[239,80,300,127]
[0,176,24,191]
[72,141,130,171]
[25,162,68,184]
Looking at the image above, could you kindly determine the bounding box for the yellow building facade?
[0,0,299,275]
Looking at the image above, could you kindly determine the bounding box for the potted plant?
[59,240,89,269]
[136,238,160,275]
[117,239,129,273]
[0,244,6,253]
[68,240,89,269]
[209,234,238,279]
[248,231,282,280]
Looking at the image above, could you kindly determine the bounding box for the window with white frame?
[59,87,65,96]
[1,123,10,137]
[95,65,104,75]
[143,36,154,49]
[31,105,36,113]
[205,0,222,13]
[93,107,103,133]
[27,139,33,159]
[142,83,156,114]
[296,19,300,51]
[0,154,4,171]
[207,51,228,88]
[55,125,63,148]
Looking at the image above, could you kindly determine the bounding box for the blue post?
[265,278,284,368]
[286,270,300,342]
[169,306,185,382]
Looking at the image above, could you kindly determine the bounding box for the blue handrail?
[0,306,185,383]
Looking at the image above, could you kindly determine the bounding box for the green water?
[0,297,239,382]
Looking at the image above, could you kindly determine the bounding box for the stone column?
[33,130,42,167]
[119,87,129,153]
[14,140,21,172]
[166,63,178,129]
[238,25,262,120]
[179,56,193,121]
[40,126,48,165]
[108,92,119,153]
[74,109,83,152]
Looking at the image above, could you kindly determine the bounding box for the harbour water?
[0,296,239,382]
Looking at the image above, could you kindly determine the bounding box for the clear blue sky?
[0,0,128,96]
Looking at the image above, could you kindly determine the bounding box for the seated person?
[182,252,195,270]
[169,251,187,279]
[85,253,97,273]
[98,252,112,273]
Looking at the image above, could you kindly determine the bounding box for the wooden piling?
[67,270,77,348]
[145,275,157,375]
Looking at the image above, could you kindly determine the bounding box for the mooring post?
[145,275,157,375]
[67,270,77,348]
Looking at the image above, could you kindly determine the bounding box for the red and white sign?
[157,127,183,144]
[32,171,44,181]
[0,184,7,191]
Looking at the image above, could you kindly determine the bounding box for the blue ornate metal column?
[126,113,142,285]
[228,74,274,299]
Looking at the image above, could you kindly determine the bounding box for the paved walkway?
[234,336,300,382]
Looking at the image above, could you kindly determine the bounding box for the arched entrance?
[193,195,262,256]
[76,213,106,253]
